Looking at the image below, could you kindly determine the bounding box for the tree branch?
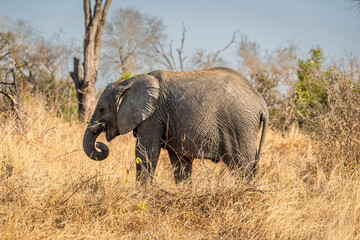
[92,0,103,25]
[86,0,103,44]
[102,0,112,22]
[0,90,17,109]
[176,24,187,72]
[84,0,92,29]
[146,18,178,71]
[152,37,176,71]
[94,0,112,60]
[168,41,179,72]
[0,65,21,120]
[70,57,83,92]
[0,52,10,62]
[1,64,17,93]
[209,31,237,67]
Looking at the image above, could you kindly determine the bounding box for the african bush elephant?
[83,67,268,184]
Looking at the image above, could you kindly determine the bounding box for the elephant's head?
[83,74,160,161]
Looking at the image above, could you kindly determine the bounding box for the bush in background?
[295,48,328,121]
[294,49,360,169]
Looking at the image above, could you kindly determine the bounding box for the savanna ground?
[0,96,359,240]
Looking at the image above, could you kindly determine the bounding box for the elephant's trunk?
[83,124,109,161]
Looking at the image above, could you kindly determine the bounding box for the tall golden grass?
[0,96,359,239]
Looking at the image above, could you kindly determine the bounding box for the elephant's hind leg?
[222,154,258,183]
[167,148,192,184]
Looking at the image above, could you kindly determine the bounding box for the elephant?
[83,67,268,184]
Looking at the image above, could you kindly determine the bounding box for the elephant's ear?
[116,74,160,134]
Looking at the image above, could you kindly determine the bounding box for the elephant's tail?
[255,110,268,161]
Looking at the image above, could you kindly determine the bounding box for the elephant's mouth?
[89,121,107,134]
[89,121,118,142]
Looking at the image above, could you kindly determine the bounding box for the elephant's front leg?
[167,148,193,184]
[135,137,161,184]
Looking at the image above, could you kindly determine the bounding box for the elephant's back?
[151,68,265,112]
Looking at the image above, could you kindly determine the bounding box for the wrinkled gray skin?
[83,67,268,184]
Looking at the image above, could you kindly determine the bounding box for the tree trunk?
[70,0,112,122]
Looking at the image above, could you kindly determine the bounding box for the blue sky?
[1,0,359,71]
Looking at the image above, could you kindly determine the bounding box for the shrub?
[295,48,328,121]
[295,52,360,168]
[116,72,133,82]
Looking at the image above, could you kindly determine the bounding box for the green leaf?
[139,201,146,210]
[136,157,142,164]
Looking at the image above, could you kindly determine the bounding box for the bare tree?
[70,0,112,122]
[190,32,236,70]
[101,8,166,77]
[149,23,187,72]
[237,36,298,130]
[0,29,14,63]
[0,17,34,73]
[1,17,74,92]
[151,24,236,72]
[103,13,236,74]
[237,36,298,106]
[0,17,81,120]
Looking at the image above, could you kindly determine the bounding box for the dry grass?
[1,97,359,239]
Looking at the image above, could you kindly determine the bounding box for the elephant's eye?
[99,106,104,113]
